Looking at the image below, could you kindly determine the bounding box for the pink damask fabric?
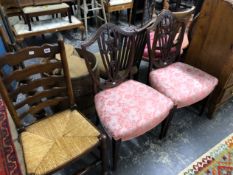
[149,62,218,108]
[143,32,189,60]
[95,80,174,141]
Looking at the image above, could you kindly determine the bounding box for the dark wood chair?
[0,40,108,175]
[92,19,156,80]
[77,23,175,171]
[147,10,218,120]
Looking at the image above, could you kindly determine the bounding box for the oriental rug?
[179,133,233,175]
[0,100,22,175]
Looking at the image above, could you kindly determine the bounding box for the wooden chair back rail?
[0,40,75,130]
[0,45,60,67]
[14,87,66,109]
[81,23,136,92]
[9,76,64,99]
[3,62,63,85]
[19,97,69,118]
[147,10,186,70]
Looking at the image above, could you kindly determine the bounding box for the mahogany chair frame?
[147,10,213,117]
[0,40,108,175]
[80,23,137,92]
[147,10,186,71]
[78,22,175,170]
[78,23,137,170]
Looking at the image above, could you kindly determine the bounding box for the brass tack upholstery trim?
[20,110,100,175]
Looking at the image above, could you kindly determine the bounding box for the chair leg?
[108,12,111,23]
[112,139,121,171]
[159,107,176,139]
[128,8,133,25]
[101,134,108,175]
[101,0,107,23]
[83,0,88,36]
[199,91,214,116]
[199,97,208,116]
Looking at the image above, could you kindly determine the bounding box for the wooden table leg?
[25,14,32,31]
[68,9,72,23]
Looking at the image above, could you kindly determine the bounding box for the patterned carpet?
[0,100,22,175]
[179,133,233,175]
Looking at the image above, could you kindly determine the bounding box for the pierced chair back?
[0,40,75,132]
[80,23,136,93]
[147,10,186,70]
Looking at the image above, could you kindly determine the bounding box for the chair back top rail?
[80,23,137,93]
[0,40,75,131]
[147,10,186,70]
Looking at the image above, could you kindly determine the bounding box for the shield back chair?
[0,40,108,175]
[147,10,218,120]
[77,23,175,170]
[142,7,194,62]
[93,18,157,80]
[103,0,133,24]
[77,0,107,36]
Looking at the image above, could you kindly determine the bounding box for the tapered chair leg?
[199,97,208,116]
[101,0,107,23]
[112,139,121,171]
[101,134,108,175]
[83,0,88,36]
[128,8,132,25]
[108,12,111,23]
[159,108,176,139]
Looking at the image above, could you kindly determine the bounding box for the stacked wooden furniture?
[1,0,84,42]
[185,0,233,116]
[104,0,133,23]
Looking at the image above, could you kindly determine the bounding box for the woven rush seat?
[22,3,69,14]
[21,110,100,175]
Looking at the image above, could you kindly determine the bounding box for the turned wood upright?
[185,0,233,116]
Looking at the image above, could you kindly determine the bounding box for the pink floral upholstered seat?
[149,62,218,108]
[95,80,174,141]
[143,32,189,60]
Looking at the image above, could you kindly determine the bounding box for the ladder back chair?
[78,23,175,170]
[0,40,108,175]
[147,10,218,119]
[0,26,20,91]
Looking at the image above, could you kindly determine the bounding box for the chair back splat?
[79,23,136,93]
[147,10,186,70]
[0,40,75,131]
